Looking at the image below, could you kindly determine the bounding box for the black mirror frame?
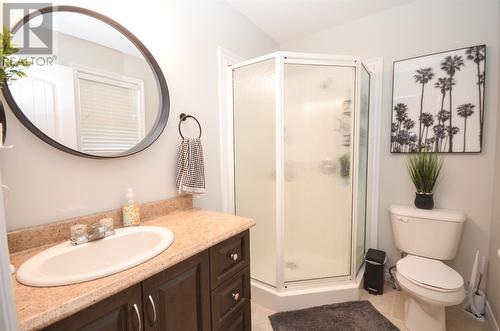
[1,6,170,159]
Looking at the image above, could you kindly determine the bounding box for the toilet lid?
[397,255,463,291]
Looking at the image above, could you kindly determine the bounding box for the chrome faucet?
[70,218,115,246]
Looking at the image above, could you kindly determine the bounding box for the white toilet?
[389,205,466,331]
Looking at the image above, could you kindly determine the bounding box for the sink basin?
[16,226,174,287]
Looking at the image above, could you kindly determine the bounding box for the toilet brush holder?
[472,290,486,316]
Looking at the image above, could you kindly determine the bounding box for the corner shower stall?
[228,52,370,311]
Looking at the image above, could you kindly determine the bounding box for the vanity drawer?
[211,266,250,331]
[216,302,251,331]
[210,230,249,289]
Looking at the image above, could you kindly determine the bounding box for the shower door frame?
[226,51,375,292]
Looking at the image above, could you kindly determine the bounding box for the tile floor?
[251,283,493,331]
[251,302,275,331]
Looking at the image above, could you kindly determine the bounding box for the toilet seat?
[396,255,465,307]
[397,255,463,292]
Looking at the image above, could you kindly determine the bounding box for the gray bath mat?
[269,300,399,331]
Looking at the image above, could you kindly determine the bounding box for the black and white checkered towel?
[176,138,205,194]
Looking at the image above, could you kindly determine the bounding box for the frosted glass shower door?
[233,59,277,287]
[354,65,370,273]
[283,63,356,283]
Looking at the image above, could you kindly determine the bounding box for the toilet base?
[404,297,446,331]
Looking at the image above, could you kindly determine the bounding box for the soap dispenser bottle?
[122,188,140,227]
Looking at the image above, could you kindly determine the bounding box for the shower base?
[251,265,364,312]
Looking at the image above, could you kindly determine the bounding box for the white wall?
[488,130,500,325]
[282,0,500,279]
[486,4,500,321]
[0,0,278,230]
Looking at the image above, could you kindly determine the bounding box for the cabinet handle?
[230,253,239,261]
[148,295,157,324]
[133,303,142,331]
[232,292,240,301]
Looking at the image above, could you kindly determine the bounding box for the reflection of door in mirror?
[9,64,78,149]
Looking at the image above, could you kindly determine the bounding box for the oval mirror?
[2,6,169,158]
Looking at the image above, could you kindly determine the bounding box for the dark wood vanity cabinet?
[43,231,251,331]
[44,284,143,331]
[209,231,251,331]
[141,250,211,331]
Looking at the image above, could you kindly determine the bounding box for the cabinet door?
[43,284,143,331]
[142,251,211,331]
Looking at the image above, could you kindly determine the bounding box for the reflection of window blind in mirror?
[76,70,145,155]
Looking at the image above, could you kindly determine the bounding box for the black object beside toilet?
[364,248,386,295]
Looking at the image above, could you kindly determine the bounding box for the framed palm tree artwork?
[391,45,486,153]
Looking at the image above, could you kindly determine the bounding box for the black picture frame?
[390,44,486,154]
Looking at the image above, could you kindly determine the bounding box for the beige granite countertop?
[10,209,255,331]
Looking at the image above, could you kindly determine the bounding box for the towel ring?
[178,113,202,139]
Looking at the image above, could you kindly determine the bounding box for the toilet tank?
[389,205,466,260]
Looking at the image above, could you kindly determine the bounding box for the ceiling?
[52,12,141,57]
[225,0,415,44]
